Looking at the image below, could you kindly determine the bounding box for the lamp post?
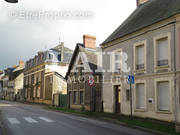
[4,0,18,3]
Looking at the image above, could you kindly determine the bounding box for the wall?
[103,18,177,122]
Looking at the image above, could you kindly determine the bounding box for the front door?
[115,85,121,113]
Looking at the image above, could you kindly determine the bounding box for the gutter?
[101,21,176,49]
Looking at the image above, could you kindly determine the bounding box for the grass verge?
[48,106,180,135]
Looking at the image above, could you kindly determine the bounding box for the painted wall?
[102,18,177,122]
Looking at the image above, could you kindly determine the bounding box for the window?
[136,45,144,70]
[49,54,53,60]
[157,38,168,66]
[58,54,61,61]
[157,82,170,111]
[114,51,122,72]
[80,91,84,104]
[73,91,78,104]
[49,76,53,84]
[136,83,145,109]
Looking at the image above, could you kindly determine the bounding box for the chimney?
[19,61,24,67]
[136,0,148,6]
[83,35,96,49]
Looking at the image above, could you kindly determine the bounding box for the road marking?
[23,117,38,123]
[8,118,20,124]
[39,117,54,123]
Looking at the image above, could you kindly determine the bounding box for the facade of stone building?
[101,0,180,129]
[24,43,73,105]
[66,35,103,112]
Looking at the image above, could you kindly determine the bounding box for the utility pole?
[128,75,134,120]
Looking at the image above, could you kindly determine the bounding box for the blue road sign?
[128,75,134,84]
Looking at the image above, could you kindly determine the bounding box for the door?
[115,85,121,113]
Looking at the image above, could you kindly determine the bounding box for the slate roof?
[52,44,73,53]
[102,0,180,45]
[65,44,101,79]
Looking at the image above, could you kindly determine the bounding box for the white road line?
[8,118,20,124]
[23,117,38,123]
[39,117,54,123]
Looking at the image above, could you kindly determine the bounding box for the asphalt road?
[0,101,154,135]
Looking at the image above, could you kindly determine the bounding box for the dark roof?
[65,44,101,80]
[52,43,73,53]
[102,0,180,45]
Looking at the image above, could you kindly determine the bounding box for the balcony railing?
[136,64,145,70]
[157,59,168,66]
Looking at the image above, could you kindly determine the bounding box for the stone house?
[66,35,103,112]
[24,43,73,105]
[0,61,24,100]
[101,0,180,131]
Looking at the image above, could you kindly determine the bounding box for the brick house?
[66,35,103,112]
[101,0,180,131]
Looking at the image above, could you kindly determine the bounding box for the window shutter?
[136,84,145,109]
[136,45,144,65]
[158,82,170,111]
[157,38,168,61]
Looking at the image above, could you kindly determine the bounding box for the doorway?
[114,85,121,113]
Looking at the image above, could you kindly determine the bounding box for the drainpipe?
[174,20,180,133]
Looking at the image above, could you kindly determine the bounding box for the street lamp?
[4,0,18,3]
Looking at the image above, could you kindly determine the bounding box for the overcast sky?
[0,0,136,70]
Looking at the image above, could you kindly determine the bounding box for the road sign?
[128,75,134,84]
[88,75,95,87]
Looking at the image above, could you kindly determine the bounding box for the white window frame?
[134,80,147,111]
[154,32,171,72]
[112,48,122,73]
[133,40,147,73]
[154,78,172,113]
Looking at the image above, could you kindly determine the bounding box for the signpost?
[128,75,134,120]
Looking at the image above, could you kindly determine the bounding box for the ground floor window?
[157,81,170,111]
[80,91,84,104]
[136,83,145,109]
[73,91,78,104]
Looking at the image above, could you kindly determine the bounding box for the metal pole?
[130,82,133,120]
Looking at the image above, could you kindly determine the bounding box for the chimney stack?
[83,35,96,49]
[19,61,24,67]
[136,0,148,6]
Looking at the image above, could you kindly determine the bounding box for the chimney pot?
[136,0,148,7]
[83,35,96,49]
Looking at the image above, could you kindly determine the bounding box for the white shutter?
[157,38,168,61]
[158,82,170,111]
[136,45,144,65]
[136,84,145,109]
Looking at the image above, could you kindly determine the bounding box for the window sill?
[134,69,146,73]
[135,108,146,112]
[155,65,169,70]
[156,110,172,114]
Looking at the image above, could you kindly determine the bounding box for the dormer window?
[49,54,53,60]
[58,54,61,61]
